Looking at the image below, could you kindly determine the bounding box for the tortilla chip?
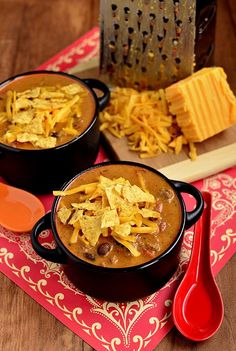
[32,98,52,110]
[24,114,44,134]
[16,132,39,144]
[103,186,120,209]
[101,209,120,228]
[13,110,34,125]
[139,208,161,218]
[113,177,130,186]
[71,201,101,211]
[79,215,102,246]
[17,87,40,99]
[34,136,56,148]
[68,209,83,225]
[40,91,65,99]
[114,183,123,195]
[15,98,32,112]
[118,202,137,217]
[99,175,114,188]
[61,84,85,95]
[57,206,72,224]
[122,184,155,203]
[113,222,131,237]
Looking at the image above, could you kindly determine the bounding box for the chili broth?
[55,164,182,268]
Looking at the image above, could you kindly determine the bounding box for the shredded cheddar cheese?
[99,87,196,160]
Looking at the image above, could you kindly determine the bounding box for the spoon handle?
[0,182,8,195]
[187,191,212,282]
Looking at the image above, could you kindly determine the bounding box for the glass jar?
[195,0,217,69]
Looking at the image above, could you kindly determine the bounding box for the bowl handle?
[31,212,67,264]
[172,181,204,229]
[83,78,110,110]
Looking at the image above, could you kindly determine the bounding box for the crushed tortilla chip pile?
[0,83,87,148]
[99,87,197,160]
[54,174,162,257]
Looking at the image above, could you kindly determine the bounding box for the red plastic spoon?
[0,182,45,233]
[172,191,224,341]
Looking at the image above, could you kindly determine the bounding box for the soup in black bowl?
[31,161,204,301]
[0,71,110,193]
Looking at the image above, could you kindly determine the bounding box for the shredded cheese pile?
[99,87,197,160]
[0,83,87,148]
[54,173,162,257]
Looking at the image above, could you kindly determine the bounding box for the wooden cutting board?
[70,65,236,183]
[102,127,236,183]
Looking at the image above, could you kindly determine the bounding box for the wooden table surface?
[0,1,235,350]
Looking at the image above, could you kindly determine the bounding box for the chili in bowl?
[0,71,110,193]
[31,161,204,301]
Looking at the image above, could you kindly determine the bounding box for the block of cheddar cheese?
[165,67,236,142]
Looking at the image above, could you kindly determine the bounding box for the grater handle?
[83,78,110,110]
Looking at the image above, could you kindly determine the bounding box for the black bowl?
[0,71,110,193]
[31,161,204,301]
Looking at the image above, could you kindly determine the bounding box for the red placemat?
[1,27,236,351]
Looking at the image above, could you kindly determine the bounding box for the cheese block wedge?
[165,67,236,142]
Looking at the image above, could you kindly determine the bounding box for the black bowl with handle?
[31,161,204,301]
[0,71,110,193]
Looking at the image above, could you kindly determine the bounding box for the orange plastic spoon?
[0,182,45,233]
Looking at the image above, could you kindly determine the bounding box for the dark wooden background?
[0,1,235,350]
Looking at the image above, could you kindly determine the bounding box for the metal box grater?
[100,0,196,89]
